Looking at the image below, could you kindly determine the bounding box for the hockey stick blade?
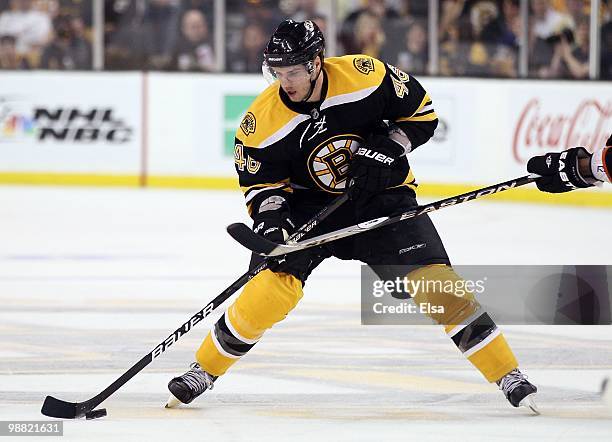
[229,175,539,257]
[226,193,350,257]
[227,218,388,257]
[42,396,88,419]
[227,223,279,255]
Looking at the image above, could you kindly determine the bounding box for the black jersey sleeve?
[234,137,292,217]
[380,64,438,151]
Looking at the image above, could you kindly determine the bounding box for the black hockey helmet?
[263,19,325,69]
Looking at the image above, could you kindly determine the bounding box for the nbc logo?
[0,98,37,141]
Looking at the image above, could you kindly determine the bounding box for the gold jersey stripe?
[393,93,432,122]
[389,168,417,190]
[395,112,438,123]
[240,180,290,194]
[412,93,432,117]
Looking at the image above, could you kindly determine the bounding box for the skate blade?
[165,394,181,409]
[519,393,540,415]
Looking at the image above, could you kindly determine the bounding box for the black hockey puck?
[85,408,107,420]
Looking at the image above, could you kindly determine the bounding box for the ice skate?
[497,368,539,415]
[166,362,217,408]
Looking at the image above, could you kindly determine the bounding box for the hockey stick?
[227,174,539,257]
[41,192,349,419]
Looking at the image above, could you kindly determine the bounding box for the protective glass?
[262,61,313,85]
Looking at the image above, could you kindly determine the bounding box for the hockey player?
[167,19,609,413]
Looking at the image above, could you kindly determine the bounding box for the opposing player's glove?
[348,134,407,201]
[527,134,612,193]
[527,147,594,193]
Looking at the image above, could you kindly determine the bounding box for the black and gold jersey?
[234,54,438,215]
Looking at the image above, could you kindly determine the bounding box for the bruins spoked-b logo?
[307,135,363,193]
[353,57,375,75]
[240,112,256,136]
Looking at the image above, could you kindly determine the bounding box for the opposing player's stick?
[41,193,349,419]
[227,174,539,257]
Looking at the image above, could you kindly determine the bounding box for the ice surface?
[0,186,611,441]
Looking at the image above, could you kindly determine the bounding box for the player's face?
[273,64,315,102]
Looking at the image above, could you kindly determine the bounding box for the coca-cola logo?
[513,98,612,164]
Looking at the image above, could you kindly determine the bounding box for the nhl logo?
[240,112,257,136]
[353,57,375,75]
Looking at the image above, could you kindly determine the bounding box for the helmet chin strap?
[301,64,322,102]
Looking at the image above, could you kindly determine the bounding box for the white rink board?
[145,73,267,177]
[0,71,610,190]
[0,72,142,174]
[146,74,612,185]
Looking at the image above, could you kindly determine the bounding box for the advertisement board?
[0,72,142,175]
[0,71,610,205]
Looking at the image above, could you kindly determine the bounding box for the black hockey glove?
[252,208,295,244]
[251,197,316,282]
[348,134,406,202]
[527,147,594,193]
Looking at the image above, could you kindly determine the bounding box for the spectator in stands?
[179,0,214,40]
[550,16,589,78]
[39,12,91,69]
[564,0,588,24]
[291,0,327,37]
[142,0,180,70]
[170,8,215,71]
[104,0,147,70]
[439,0,465,45]
[462,1,499,76]
[0,0,52,60]
[352,11,385,57]
[529,0,574,77]
[232,0,283,35]
[395,21,428,74]
[180,0,213,17]
[498,0,520,48]
[397,0,429,20]
[531,0,573,38]
[0,33,29,68]
[379,1,428,65]
[479,0,519,77]
[339,0,399,54]
[601,0,612,79]
[227,21,267,73]
[225,0,283,72]
[291,0,323,22]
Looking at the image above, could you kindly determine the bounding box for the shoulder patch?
[387,64,410,82]
[240,112,257,136]
[353,57,375,75]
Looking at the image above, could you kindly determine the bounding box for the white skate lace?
[498,369,527,396]
[181,363,215,394]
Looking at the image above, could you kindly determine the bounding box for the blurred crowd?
[0,0,610,79]
[0,0,92,69]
